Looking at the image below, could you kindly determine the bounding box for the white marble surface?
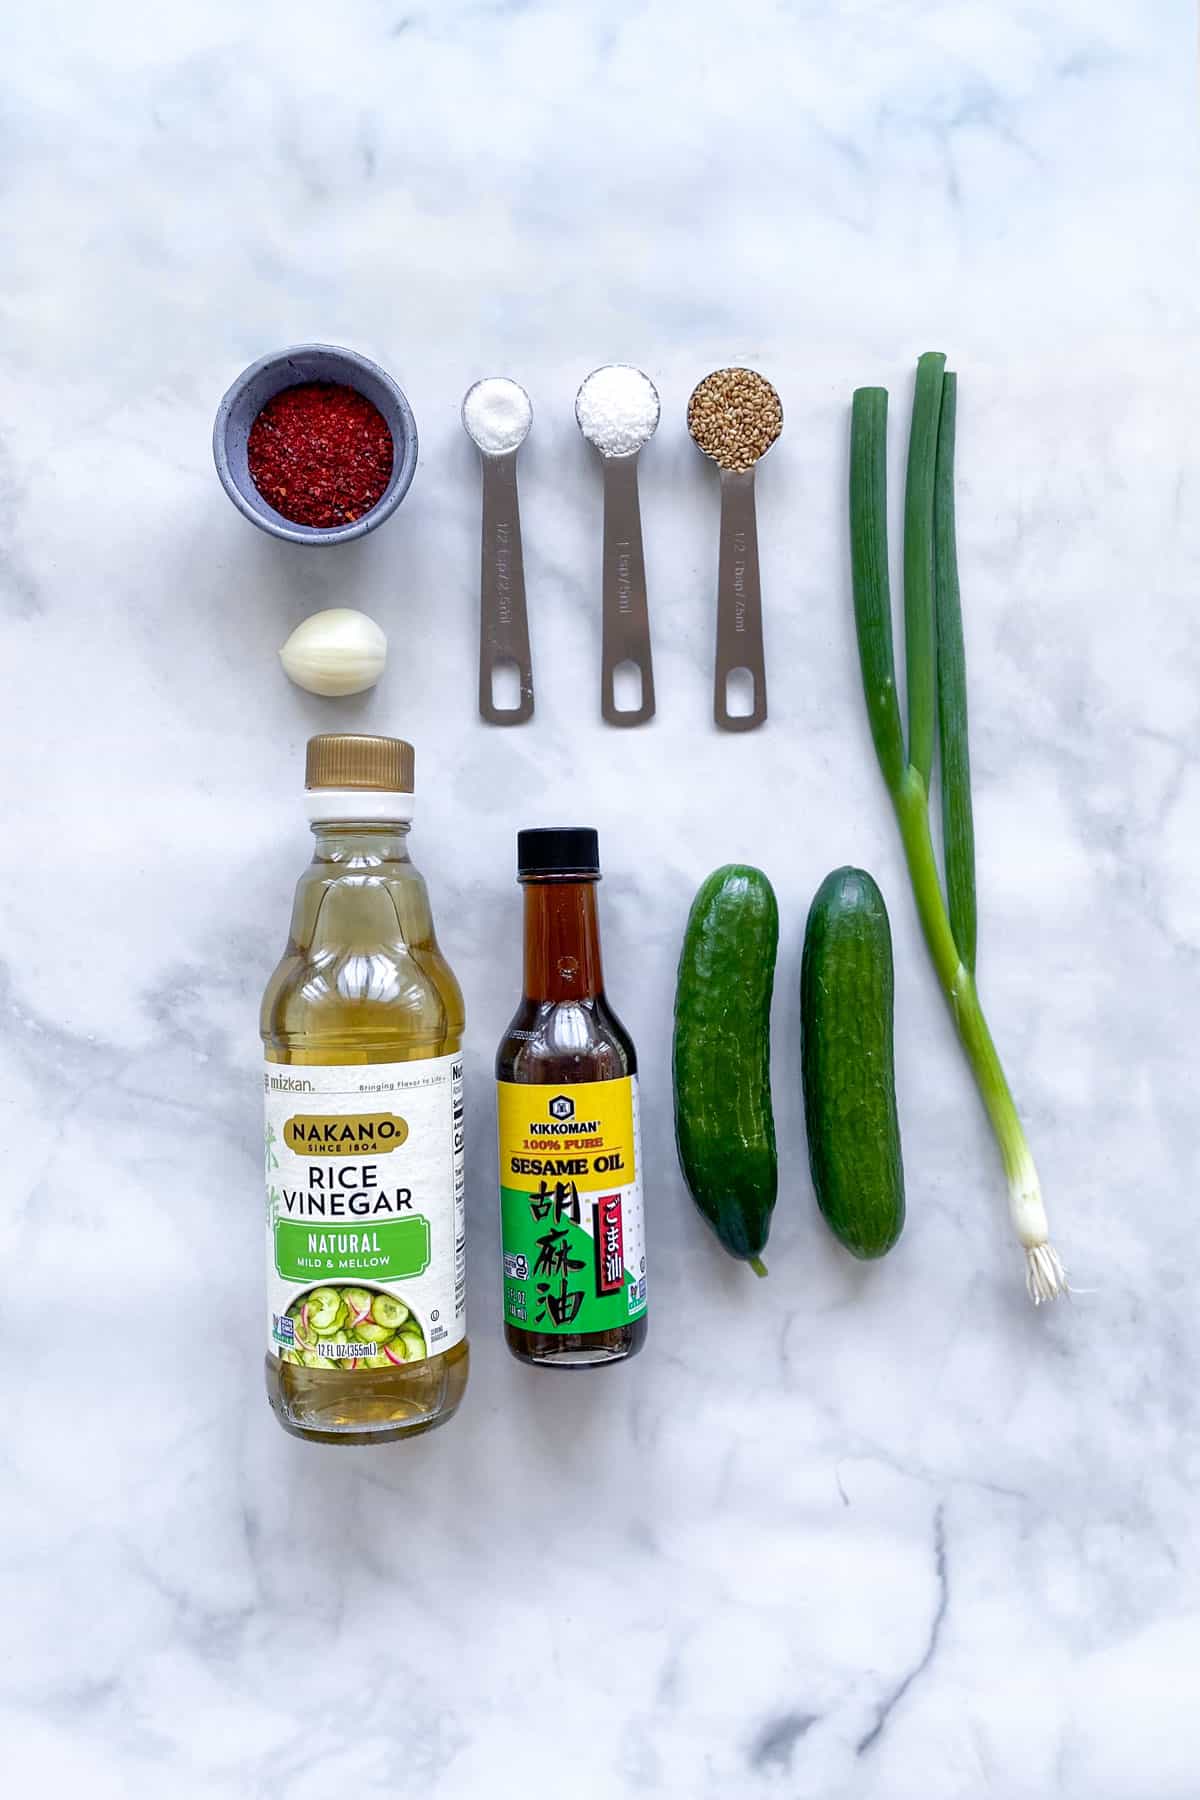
[3,2,1198,1794]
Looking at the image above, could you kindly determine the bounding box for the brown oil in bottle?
[495,828,647,1368]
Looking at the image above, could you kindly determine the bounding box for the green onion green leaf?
[902,351,947,788]
[933,372,978,974]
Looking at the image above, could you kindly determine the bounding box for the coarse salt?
[462,378,533,454]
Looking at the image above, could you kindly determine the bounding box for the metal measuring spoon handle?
[464,379,534,725]
[714,467,766,731]
[600,451,656,727]
[478,447,534,723]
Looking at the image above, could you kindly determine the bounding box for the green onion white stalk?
[849,355,1066,1304]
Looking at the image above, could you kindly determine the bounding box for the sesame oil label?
[497,1076,647,1333]
[265,1055,466,1370]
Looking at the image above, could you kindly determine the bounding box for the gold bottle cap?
[305,734,415,793]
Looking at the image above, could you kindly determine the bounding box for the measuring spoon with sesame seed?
[687,367,783,731]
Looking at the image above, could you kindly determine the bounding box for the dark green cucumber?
[673,865,778,1274]
[801,867,905,1259]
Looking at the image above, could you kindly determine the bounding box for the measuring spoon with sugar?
[688,367,783,731]
[463,377,535,725]
[575,364,659,726]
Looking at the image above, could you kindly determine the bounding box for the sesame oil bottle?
[261,735,468,1443]
[495,828,648,1367]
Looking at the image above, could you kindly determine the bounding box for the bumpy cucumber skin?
[801,867,905,1259]
[673,865,779,1268]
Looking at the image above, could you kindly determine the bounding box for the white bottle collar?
[306,789,415,824]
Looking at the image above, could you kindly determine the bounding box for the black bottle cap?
[517,827,601,880]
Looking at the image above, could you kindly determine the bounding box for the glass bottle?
[495,828,648,1368]
[261,734,468,1444]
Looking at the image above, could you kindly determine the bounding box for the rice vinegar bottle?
[495,827,648,1368]
[261,735,468,1443]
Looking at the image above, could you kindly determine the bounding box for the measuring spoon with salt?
[463,377,535,725]
[688,367,783,731]
[575,364,659,726]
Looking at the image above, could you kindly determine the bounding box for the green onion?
[849,359,1066,1304]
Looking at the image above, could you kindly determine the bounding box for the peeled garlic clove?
[279,608,387,697]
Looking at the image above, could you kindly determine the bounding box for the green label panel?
[500,1187,645,1334]
[274,1215,431,1284]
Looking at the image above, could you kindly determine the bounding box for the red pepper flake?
[247,382,394,530]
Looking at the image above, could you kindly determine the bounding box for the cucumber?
[306,1287,341,1330]
[673,865,779,1274]
[352,1321,393,1345]
[370,1294,408,1329]
[800,866,905,1259]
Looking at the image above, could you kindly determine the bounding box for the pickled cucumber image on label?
[264,1055,466,1367]
[273,1283,427,1370]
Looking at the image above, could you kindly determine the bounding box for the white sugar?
[575,365,660,457]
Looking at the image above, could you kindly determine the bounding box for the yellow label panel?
[496,1077,636,1194]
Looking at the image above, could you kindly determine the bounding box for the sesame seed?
[687,368,783,472]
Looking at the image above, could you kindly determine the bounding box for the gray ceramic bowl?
[213,343,418,545]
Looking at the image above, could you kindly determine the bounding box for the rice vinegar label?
[265,1055,465,1370]
[497,1076,647,1333]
